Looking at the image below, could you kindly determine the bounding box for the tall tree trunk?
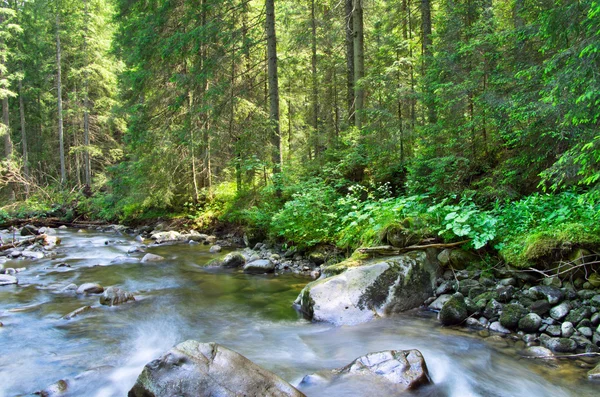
[266,0,281,174]
[310,0,319,157]
[421,0,436,124]
[56,11,66,185]
[83,0,91,187]
[1,10,14,200]
[18,78,28,193]
[345,0,355,125]
[352,0,365,130]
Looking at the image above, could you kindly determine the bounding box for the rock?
[35,379,68,396]
[518,313,542,333]
[0,274,18,286]
[499,278,517,287]
[457,279,480,296]
[530,300,551,316]
[589,363,600,379]
[561,322,575,338]
[546,325,562,337]
[542,277,561,288]
[150,231,182,244]
[76,283,104,295]
[296,252,438,326]
[385,220,423,248]
[521,346,554,358]
[500,304,527,329]
[100,287,135,306]
[63,306,93,320]
[128,341,304,397]
[489,321,511,334]
[209,245,222,253]
[20,224,39,236]
[543,337,577,353]
[435,281,454,295]
[243,259,275,274]
[300,350,431,392]
[141,253,165,263]
[439,293,468,326]
[578,326,593,338]
[565,306,591,325]
[529,286,564,305]
[549,302,571,321]
[591,312,600,326]
[127,246,145,254]
[429,294,452,311]
[21,250,44,259]
[135,235,144,243]
[483,299,503,319]
[496,286,515,303]
[437,248,478,270]
[221,252,246,268]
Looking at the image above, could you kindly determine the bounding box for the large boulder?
[128,341,305,397]
[300,350,431,394]
[296,251,439,326]
[100,287,135,306]
[243,259,275,274]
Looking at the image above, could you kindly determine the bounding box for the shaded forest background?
[1,0,600,269]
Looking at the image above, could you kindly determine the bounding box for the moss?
[499,222,600,269]
[321,251,369,276]
[358,266,400,310]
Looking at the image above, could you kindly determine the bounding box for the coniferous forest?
[1,0,600,269]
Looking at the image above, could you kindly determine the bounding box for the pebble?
[489,321,511,334]
[561,322,575,338]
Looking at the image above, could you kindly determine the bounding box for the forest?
[1,0,600,270]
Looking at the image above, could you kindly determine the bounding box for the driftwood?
[0,234,48,251]
[358,240,472,256]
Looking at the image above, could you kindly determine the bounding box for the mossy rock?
[439,293,468,325]
[500,223,600,269]
[321,251,369,277]
[383,218,427,248]
[499,303,527,329]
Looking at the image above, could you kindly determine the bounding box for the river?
[0,228,597,396]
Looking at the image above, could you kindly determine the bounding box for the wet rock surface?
[128,341,305,397]
[300,349,432,393]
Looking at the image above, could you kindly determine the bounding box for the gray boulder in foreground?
[300,349,431,393]
[128,341,305,397]
[296,251,438,326]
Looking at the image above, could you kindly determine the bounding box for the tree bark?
[83,0,91,187]
[421,0,437,124]
[345,0,355,125]
[310,0,319,157]
[352,0,364,130]
[266,0,281,174]
[18,78,28,192]
[56,11,66,185]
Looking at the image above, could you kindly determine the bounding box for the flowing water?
[0,229,598,396]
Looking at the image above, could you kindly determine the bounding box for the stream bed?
[0,229,598,396]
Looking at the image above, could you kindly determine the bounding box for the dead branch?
[358,240,472,255]
[0,234,47,251]
[521,352,600,360]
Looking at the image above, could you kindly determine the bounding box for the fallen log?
[0,218,107,229]
[358,240,472,256]
[0,234,48,251]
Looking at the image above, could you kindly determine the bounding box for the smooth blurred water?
[0,229,597,396]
